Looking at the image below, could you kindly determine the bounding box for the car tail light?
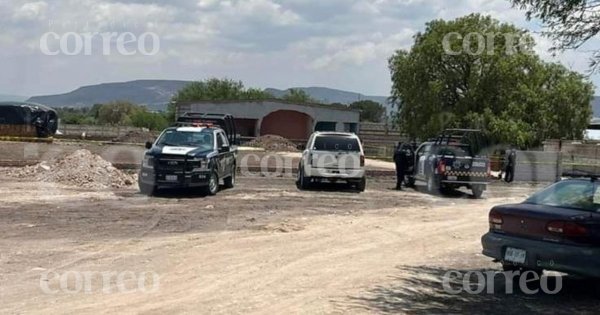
[308,153,313,165]
[489,209,503,230]
[547,221,588,237]
[437,160,446,174]
[360,155,365,167]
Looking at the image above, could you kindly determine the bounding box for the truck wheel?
[439,185,453,195]
[472,185,485,199]
[224,165,236,189]
[204,170,219,195]
[297,166,311,190]
[139,182,156,196]
[356,177,366,192]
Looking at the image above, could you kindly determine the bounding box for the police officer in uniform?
[394,142,409,190]
[504,148,516,183]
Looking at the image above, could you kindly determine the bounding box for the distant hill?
[0,94,28,102]
[266,87,393,115]
[24,80,599,120]
[266,87,389,105]
[28,80,190,110]
[27,80,393,112]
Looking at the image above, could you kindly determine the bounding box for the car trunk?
[491,203,600,245]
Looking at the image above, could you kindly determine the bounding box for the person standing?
[504,148,516,183]
[394,142,407,190]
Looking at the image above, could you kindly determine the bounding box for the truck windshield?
[156,130,214,149]
[313,136,360,152]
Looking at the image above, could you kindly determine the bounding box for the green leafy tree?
[349,100,386,122]
[389,14,594,148]
[173,78,273,102]
[55,107,94,124]
[510,0,600,71]
[282,89,316,103]
[243,87,274,100]
[130,109,169,131]
[170,78,273,123]
[96,101,140,126]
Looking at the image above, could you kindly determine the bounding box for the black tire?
[440,185,454,195]
[356,177,366,192]
[297,165,311,190]
[204,170,219,196]
[139,182,156,196]
[224,165,236,189]
[472,185,485,199]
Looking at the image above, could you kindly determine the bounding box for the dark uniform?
[504,149,516,183]
[394,142,409,190]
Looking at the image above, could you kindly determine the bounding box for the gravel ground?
[0,174,598,314]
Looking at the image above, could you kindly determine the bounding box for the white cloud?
[0,0,597,96]
[12,1,48,21]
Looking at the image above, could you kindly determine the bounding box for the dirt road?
[1,175,599,314]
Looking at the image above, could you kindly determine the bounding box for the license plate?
[165,175,178,181]
[447,176,457,181]
[504,247,526,264]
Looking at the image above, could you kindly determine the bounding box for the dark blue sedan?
[482,178,600,277]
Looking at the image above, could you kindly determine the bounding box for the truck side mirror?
[145,141,153,149]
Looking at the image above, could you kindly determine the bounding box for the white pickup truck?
[296,132,366,192]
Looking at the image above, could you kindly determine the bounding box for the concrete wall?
[177,101,360,139]
[514,151,561,182]
[543,139,600,175]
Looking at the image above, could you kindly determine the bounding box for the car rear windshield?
[313,136,360,152]
[525,180,600,212]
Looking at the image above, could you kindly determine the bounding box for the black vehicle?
[139,113,238,196]
[0,102,58,138]
[406,129,490,198]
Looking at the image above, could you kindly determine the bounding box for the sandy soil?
[1,175,599,314]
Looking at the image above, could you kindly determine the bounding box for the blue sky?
[0,0,598,97]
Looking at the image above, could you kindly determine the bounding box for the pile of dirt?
[246,135,299,152]
[112,130,158,144]
[8,149,135,189]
